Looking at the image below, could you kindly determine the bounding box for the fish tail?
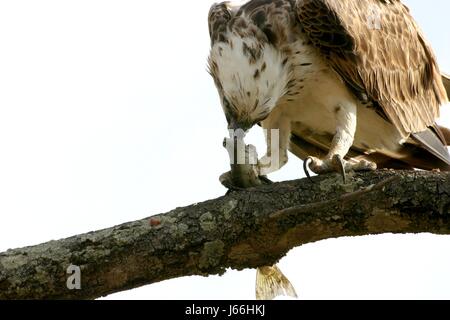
[255,265,297,300]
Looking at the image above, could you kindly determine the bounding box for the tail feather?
[255,265,297,300]
[438,125,450,146]
[412,129,450,166]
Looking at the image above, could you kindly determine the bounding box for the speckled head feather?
[207,0,298,129]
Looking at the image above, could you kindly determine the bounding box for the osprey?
[208,0,450,300]
[208,0,450,180]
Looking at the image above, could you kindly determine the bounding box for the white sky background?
[0,0,449,300]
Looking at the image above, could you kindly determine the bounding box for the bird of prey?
[208,0,450,299]
[209,0,450,179]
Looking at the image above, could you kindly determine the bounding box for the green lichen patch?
[200,212,216,232]
[318,173,360,194]
[198,240,224,270]
[222,200,238,219]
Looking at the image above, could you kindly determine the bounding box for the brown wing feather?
[296,0,448,137]
[438,125,450,146]
[443,73,450,98]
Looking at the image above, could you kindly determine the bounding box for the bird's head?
[208,34,290,133]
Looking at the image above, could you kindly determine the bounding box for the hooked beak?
[228,119,252,137]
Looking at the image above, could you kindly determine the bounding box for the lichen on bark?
[0,170,449,299]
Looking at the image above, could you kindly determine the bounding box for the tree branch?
[1,170,449,299]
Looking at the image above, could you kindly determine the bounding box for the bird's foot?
[219,170,272,193]
[304,155,377,184]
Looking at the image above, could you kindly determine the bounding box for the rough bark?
[1,170,450,299]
